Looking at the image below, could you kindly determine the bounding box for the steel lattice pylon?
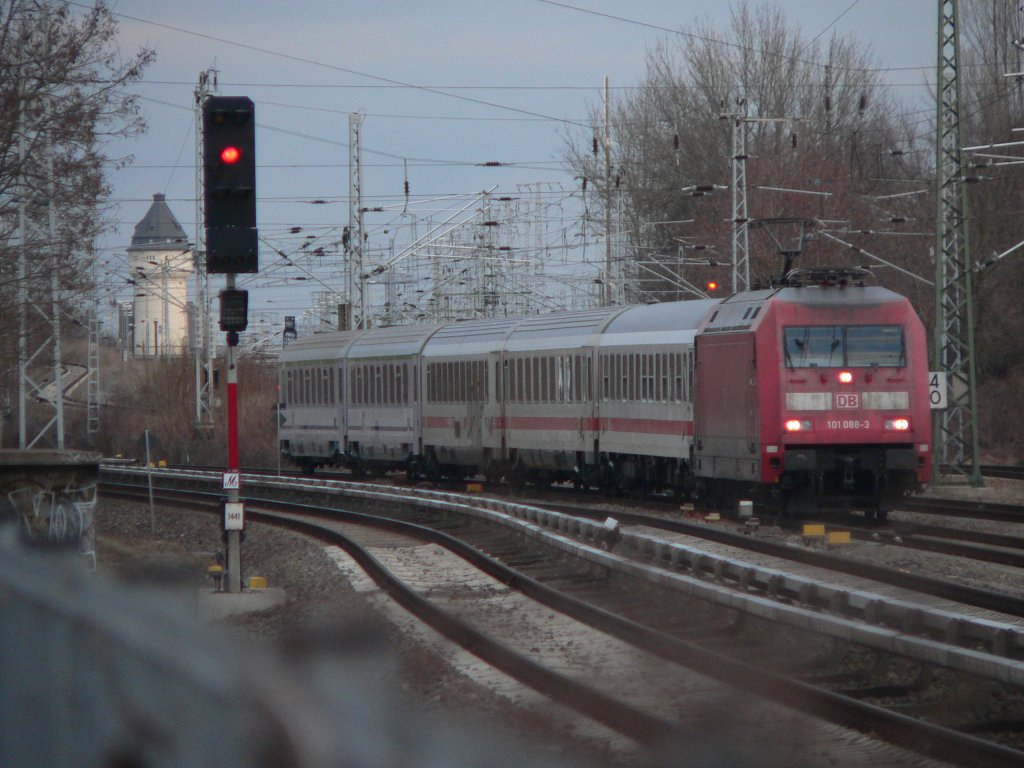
[729,103,750,294]
[934,0,982,485]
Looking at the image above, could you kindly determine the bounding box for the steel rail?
[541,502,1024,618]
[100,479,1024,767]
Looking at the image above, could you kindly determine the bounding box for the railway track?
[101,467,1024,765]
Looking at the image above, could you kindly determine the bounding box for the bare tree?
[0,0,153,444]
[565,0,926,301]
[958,0,1024,380]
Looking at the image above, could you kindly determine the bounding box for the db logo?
[836,393,860,409]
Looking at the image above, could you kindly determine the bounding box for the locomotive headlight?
[838,370,854,384]
[784,419,811,432]
[885,418,911,431]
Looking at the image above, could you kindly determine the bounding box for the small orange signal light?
[707,281,718,292]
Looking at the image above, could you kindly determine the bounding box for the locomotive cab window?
[784,325,905,368]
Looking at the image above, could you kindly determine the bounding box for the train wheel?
[867,506,889,524]
[782,495,816,519]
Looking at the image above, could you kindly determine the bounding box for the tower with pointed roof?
[126,193,193,357]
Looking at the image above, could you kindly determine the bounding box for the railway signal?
[201,94,258,594]
[202,95,258,273]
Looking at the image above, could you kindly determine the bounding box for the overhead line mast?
[193,68,217,431]
[933,0,982,486]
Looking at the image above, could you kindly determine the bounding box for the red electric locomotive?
[692,268,932,519]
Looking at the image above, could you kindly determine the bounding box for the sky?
[94,0,939,339]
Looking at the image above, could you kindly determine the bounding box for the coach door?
[487,352,507,460]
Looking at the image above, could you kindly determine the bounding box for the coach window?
[638,354,646,401]
[562,356,569,403]
[539,357,548,403]
[627,354,636,401]
[644,354,651,401]
[638,355,646,401]
[574,356,582,402]
[621,354,629,401]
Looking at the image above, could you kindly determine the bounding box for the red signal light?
[707,281,718,292]
[220,146,242,164]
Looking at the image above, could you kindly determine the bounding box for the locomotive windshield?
[783,325,905,368]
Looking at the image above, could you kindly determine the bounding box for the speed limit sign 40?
[928,372,947,410]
